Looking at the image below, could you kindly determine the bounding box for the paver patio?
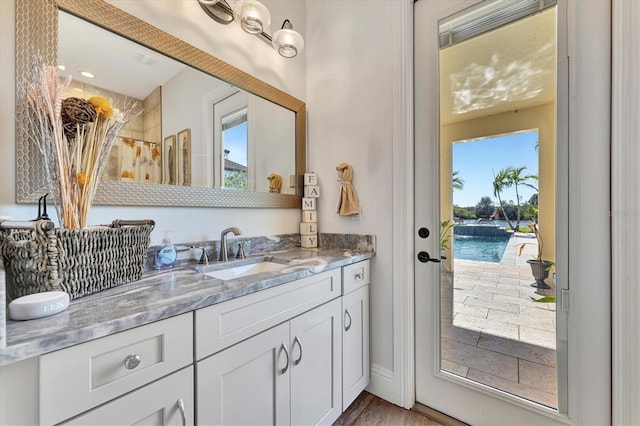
[440,232,558,409]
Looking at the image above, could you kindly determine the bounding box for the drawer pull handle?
[123,354,141,369]
[344,309,352,331]
[279,343,290,374]
[354,272,363,281]
[177,398,186,426]
[293,336,303,366]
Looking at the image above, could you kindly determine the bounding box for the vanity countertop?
[0,247,373,366]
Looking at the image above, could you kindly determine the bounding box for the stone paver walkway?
[440,233,558,409]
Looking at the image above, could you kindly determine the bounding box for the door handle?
[417,251,441,263]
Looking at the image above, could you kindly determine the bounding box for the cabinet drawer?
[64,366,194,425]
[342,260,370,294]
[196,268,341,360]
[40,313,193,425]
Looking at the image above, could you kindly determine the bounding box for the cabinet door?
[289,298,342,426]
[64,366,193,425]
[197,322,290,426]
[342,285,370,409]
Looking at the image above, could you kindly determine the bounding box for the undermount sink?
[196,258,289,280]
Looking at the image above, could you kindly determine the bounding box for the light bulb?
[272,27,304,58]
[232,0,271,34]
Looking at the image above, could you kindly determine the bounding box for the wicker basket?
[1,219,155,301]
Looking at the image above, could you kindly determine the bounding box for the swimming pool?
[453,234,511,263]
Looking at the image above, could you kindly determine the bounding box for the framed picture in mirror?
[177,128,192,187]
[163,135,177,185]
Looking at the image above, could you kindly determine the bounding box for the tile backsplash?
[145,233,376,271]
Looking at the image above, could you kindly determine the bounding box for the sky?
[223,122,248,166]
[452,130,539,208]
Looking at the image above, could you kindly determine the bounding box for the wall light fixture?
[197,0,304,58]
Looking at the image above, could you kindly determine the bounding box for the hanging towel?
[267,173,282,193]
[336,162,360,216]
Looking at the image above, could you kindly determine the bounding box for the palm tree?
[492,167,516,230]
[452,170,464,191]
[508,166,538,231]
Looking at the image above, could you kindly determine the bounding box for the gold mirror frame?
[15,0,305,208]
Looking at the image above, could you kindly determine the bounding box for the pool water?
[453,235,511,263]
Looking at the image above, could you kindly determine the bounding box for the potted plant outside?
[440,220,455,255]
[519,219,554,289]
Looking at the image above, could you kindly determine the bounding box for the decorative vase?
[527,259,553,289]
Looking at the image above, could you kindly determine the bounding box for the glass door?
[414,0,568,423]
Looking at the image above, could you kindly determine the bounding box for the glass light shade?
[271,28,304,58]
[197,0,220,4]
[232,0,271,34]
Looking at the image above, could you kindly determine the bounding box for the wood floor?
[334,392,445,426]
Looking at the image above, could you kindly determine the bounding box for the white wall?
[306,0,398,400]
[252,96,296,194]
[0,0,306,244]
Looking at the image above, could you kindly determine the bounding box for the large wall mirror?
[15,0,305,208]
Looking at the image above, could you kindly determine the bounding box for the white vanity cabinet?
[196,268,343,426]
[341,260,371,409]
[0,258,372,426]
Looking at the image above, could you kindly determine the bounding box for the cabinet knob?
[354,272,363,281]
[123,354,142,369]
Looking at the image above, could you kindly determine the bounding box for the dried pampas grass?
[21,57,137,229]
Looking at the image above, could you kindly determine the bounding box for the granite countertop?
[0,247,373,366]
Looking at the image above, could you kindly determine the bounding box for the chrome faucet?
[219,227,242,261]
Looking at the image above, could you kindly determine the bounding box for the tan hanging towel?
[267,173,282,193]
[336,162,360,216]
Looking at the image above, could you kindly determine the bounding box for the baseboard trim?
[365,364,396,404]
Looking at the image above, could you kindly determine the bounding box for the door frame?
[402,0,611,423]
[611,1,640,424]
[390,0,415,409]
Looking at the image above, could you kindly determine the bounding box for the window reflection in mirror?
[221,107,249,190]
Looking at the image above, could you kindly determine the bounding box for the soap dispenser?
[155,231,177,269]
